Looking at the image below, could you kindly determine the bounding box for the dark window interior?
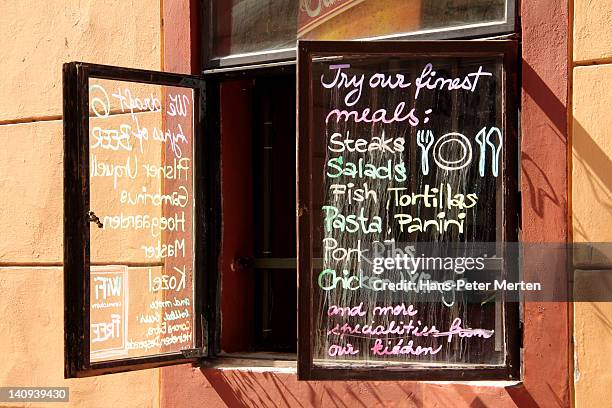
[252,76,297,352]
[219,73,297,356]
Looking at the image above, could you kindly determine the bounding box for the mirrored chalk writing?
[88,79,196,363]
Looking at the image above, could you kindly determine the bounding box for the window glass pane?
[88,78,196,362]
[211,0,507,59]
[308,55,506,368]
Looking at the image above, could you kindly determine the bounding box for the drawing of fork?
[416,130,434,175]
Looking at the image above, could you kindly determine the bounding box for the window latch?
[181,348,205,358]
[87,211,103,228]
[297,203,308,217]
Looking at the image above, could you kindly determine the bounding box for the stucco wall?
[0,1,162,407]
[0,0,581,406]
[572,0,612,405]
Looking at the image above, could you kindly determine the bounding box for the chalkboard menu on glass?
[297,41,519,381]
[63,63,209,377]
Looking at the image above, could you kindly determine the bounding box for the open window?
[63,39,520,382]
[214,73,298,361]
[63,63,211,377]
[297,40,520,380]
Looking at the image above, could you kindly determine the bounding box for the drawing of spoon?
[416,130,434,175]
[486,127,503,177]
[475,127,487,177]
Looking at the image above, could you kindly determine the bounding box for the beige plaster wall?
[0,268,160,408]
[573,0,612,62]
[4,0,609,406]
[0,0,161,122]
[572,0,612,406]
[572,65,612,244]
[0,0,163,407]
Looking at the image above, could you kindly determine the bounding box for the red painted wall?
[160,0,571,406]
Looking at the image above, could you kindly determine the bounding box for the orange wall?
[0,0,163,406]
[0,0,576,406]
[571,0,612,405]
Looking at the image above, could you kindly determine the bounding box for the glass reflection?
[211,0,507,59]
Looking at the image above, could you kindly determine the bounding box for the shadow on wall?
[570,102,612,241]
[201,369,423,408]
[522,60,611,240]
[200,368,554,408]
[520,62,566,221]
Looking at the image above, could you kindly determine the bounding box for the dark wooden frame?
[296,40,520,381]
[201,0,518,70]
[63,62,212,378]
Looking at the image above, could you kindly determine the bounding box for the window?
[204,0,516,67]
[214,74,298,359]
[63,63,210,377]
[297,40,520,380]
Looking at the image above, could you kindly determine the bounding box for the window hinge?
[297,203,308,217]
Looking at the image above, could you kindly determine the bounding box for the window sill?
[201,355,523,385]
[424,380,522,387]
[201,352,297,374]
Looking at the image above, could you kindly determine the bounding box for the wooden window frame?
[296,40,521,381]
[63,62,214,378]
